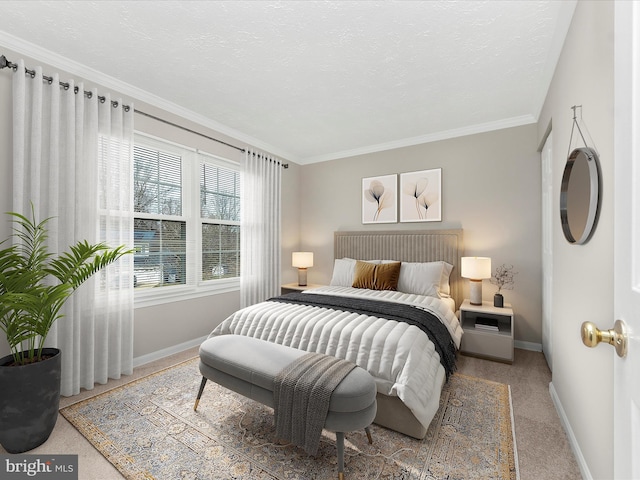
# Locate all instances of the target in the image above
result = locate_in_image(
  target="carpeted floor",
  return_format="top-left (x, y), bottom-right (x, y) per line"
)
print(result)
top-left (60, 357), bottom-right (518, 480)
top-left (0, 348), bottom-right (582, 479)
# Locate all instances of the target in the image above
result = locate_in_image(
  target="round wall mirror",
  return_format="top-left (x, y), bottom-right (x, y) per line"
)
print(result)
top-left (560, 147), bottom-right (602, 244)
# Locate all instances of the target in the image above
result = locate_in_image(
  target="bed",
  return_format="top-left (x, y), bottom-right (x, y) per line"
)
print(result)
top-left (208, 229), bottom-right (464, 439)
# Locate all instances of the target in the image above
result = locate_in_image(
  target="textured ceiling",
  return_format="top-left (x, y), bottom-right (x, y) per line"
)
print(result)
top-left (0, 1), bottom-right (576, 164)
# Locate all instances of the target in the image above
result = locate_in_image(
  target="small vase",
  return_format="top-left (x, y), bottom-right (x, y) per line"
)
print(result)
top-left (494, 293), bottom-right (504, 308)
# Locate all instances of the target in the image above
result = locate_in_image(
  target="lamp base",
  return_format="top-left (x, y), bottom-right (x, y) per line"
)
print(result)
top-left (469, 280), bottom-right (483, 305)
top-left (297, 268), bottom-right (308, 286)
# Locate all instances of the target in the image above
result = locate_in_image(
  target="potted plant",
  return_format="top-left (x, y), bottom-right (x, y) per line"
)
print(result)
top-left (490, 264), bottom-right (517, 308)
top-left (0, 206), bottom-right (131, 453)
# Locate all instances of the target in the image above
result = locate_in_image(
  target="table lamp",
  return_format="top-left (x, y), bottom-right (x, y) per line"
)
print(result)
top-left (461, 257), bottom-right (491, 305)
top-left (292, 252), bottom-right (313, 286)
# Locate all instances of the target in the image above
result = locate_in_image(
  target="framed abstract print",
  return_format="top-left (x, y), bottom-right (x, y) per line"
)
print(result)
top-left (362, 174), bottom-right (397, 224)
top-left (400, 168), bottom-right (442, 222)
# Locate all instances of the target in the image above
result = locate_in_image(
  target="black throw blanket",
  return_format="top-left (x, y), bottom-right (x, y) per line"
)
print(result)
top-left (268, 292), bottom-right (457, 380)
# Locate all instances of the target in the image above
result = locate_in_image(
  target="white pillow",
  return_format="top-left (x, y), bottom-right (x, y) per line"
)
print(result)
top-left (396, 261), bottom-right (453, 298)
top-left (440, 262), bottom-right (454, 297)
top-left (330, 258), bottom-right (453, 296)
top-left (329, 258), bottom-right (380, 287)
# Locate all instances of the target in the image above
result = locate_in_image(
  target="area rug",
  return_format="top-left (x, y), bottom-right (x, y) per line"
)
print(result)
top-left (61, 357), bottom-right (519, 479)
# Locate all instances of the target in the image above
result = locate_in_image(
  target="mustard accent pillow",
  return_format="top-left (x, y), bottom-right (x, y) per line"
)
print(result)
top-left (352, 260), bottom-right (401, 291)
top-left (375, 262), bottom-right (401, 290)
top-left (352, 261), bottom-right (377, 289)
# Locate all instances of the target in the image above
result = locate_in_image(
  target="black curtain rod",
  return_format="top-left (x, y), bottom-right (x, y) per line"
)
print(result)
top-left (0, 54), bottom-right (129, 111)
top-left (0, 54), bottom-right (288, 169)
top-left (135, 109), bottom-right (288, 169)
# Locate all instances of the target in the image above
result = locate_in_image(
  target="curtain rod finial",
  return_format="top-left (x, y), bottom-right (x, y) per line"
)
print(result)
top-left (0, 55), bottom-right (8, 69)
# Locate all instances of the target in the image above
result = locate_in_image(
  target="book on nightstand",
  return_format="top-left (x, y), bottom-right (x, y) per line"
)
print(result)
top-left (474, 317), bottom-right (499, 331)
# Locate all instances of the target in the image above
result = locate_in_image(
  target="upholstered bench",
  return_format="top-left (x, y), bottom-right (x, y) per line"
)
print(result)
top-left (194, 335), bottom-right (377, 480)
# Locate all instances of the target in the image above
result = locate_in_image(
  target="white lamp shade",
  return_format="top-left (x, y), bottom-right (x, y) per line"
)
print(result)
top-left (461, 257), bottom-right (491, 280)
top-left (292, 252), bottom-right (314, 268)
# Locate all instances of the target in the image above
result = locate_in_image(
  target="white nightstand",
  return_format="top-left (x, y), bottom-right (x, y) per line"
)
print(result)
top-left (281, 283), bottom-right (325, 294)
top-left (459, 299), bottom-right (514, 364)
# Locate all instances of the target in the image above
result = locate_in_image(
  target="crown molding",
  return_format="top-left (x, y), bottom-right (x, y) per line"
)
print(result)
top-left (298, 115), bottom-right (538, 165)
top-left (0, 31), bottom-right (299, 163)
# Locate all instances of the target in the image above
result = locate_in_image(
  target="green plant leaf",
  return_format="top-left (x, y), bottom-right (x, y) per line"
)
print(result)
top-left (0, 204), bottom-right (133, 365)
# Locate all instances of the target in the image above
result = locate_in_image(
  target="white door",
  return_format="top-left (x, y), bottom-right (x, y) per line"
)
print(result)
top-left (614, 2), bottom-right (640, 478)
top-left (541, 133), bottom-right (553, 371)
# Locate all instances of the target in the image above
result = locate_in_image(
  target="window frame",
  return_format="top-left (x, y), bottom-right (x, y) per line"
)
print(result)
top-left (133, 132), bottom-right (240, 309)
top-left (199, 150), bottom-right (241, 283)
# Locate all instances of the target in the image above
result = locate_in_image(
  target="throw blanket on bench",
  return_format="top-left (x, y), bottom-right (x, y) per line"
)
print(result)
top-left (269, 292), bottom-right (457, 379)
top-left (273, 352), bottom-right (356, 455)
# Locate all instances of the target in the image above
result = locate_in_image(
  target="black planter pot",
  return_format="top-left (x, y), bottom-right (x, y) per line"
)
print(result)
top-left (494, 293), bottom-right (504, 308)
top-left (0, 348), bottom-right (61, 453)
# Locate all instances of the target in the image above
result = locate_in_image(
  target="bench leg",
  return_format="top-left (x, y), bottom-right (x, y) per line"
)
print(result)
top-left (336, 432), bottom-right (345, 480)
top-left (336, 427), bottom-right (372, 479)
top-left (193, 376), bottom-right (208, 411)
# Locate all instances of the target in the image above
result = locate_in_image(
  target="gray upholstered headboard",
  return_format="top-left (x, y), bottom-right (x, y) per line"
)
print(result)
top-left (334, 230), bottom-right (464, 309)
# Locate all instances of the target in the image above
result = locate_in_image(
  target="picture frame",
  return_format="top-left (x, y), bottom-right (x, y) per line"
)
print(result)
top-left (400, 168), bottom-right (442, 222)
top-left (362, 174), bottom-right (397, 224)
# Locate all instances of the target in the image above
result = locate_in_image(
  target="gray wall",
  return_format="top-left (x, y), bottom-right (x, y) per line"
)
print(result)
top-left (297, 124), bottom-right (543, 347)
top-left (537, 1), bottom-right (614, 478)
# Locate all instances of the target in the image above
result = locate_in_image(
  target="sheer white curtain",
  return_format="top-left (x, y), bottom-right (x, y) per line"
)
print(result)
top-left (12, 60), bottom-right (134, 396)
top-left (240, 148), bottom-right (282, 307)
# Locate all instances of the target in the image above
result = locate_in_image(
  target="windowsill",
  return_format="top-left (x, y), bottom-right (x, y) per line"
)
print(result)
top-left (134, 278), bottom-right (240, 309)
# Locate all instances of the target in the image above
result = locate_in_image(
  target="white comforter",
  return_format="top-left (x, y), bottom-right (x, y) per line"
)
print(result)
top-left (209, 286), bottom-right (463, 430)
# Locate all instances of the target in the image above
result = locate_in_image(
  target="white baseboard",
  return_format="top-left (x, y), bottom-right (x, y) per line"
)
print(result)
top-left (132, 335), bottom-right (208, 368)
top-left (514, 340), bottom-right (542, 352)
top-left (549, 381), bottom-right (592, 480)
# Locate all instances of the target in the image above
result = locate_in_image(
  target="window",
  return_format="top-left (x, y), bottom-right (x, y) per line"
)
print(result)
top-left (200, 162), bottom-right (240, 281)
top-left (133, 133), bottom-right (240, 306)
top-left (134, 145), bottom-right (186, 288)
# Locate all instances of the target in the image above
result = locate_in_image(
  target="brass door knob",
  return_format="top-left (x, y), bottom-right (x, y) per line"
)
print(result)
top-left (581, 320), bottom-right (628, 358)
